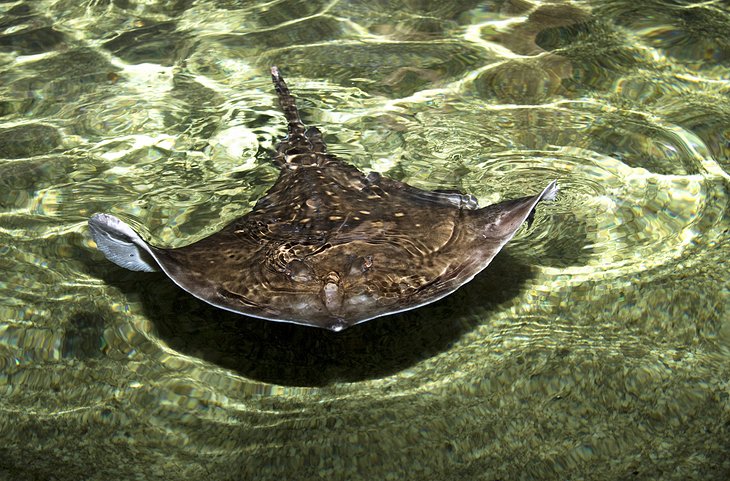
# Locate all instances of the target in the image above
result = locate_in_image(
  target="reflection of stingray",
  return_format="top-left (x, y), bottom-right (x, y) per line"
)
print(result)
top-left (89, 67), bottom-right (557, 331)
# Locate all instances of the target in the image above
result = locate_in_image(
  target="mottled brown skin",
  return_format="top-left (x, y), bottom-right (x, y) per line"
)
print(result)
top-left (145, 67), bottom-right (551, 331)
top-left (90, 67), bottom-right (556, 331)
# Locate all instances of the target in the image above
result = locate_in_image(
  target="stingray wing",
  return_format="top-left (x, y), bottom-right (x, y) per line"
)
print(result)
top-left (88, 214), bottom-right (160, 272)
top-left (330, 180), bottom-right (559, 326)
top-left (88, 213), bottom-right (311, 324)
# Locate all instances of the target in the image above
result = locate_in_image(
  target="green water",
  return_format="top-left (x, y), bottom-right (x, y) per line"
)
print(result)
top-left (1, 0), bottom-right (729, 479)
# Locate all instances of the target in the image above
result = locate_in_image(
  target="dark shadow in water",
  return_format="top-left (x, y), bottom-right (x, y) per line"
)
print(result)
top-left (87, 251), bottom-right (535, 386)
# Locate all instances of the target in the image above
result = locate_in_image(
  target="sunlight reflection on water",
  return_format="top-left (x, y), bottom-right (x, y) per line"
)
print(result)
top-left (0, 0), bottom-right (729, 479)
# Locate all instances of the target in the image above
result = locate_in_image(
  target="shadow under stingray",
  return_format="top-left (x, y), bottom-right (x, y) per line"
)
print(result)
top-left (96, 250), bottom-right (535, 386)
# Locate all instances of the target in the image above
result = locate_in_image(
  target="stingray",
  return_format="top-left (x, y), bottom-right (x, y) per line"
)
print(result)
top-left (89, 66), bottom-right (558, 331)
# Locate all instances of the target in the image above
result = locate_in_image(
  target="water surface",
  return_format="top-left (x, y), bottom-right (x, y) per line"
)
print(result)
top-left (1, 0), bottom-right (729, 479)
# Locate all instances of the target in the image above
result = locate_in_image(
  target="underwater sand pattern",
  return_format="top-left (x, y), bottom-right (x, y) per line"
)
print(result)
top-left (0, 0), bottom-right (729, 480)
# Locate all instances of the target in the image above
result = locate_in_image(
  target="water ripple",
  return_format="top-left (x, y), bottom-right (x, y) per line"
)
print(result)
top-left (1, 0), bottom-right (730, 479)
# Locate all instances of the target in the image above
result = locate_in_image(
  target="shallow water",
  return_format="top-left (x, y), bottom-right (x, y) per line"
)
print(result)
top-left (1, 0), bottom-right (729, 479)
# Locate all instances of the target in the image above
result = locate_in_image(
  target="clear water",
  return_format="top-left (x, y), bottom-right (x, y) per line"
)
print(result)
top-left (1, 0), bottom-right (729, 479)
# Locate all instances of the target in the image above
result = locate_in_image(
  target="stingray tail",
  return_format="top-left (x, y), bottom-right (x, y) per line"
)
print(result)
top-left (88, 214), bottom-right (159, 272)
top-left (271, 66), bottom-right (306, 136)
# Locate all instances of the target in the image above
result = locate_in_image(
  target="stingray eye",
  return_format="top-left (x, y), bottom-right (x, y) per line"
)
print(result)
top-left (365, 172), bottom-right (381, 183)
top-left (305, 126), bottom-right (321, 138)
top-left (286, 259), bottom-right (314, 282)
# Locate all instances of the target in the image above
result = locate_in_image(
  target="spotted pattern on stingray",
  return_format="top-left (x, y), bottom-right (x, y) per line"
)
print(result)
top-left (89, 66), bottom-right (558, 331)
